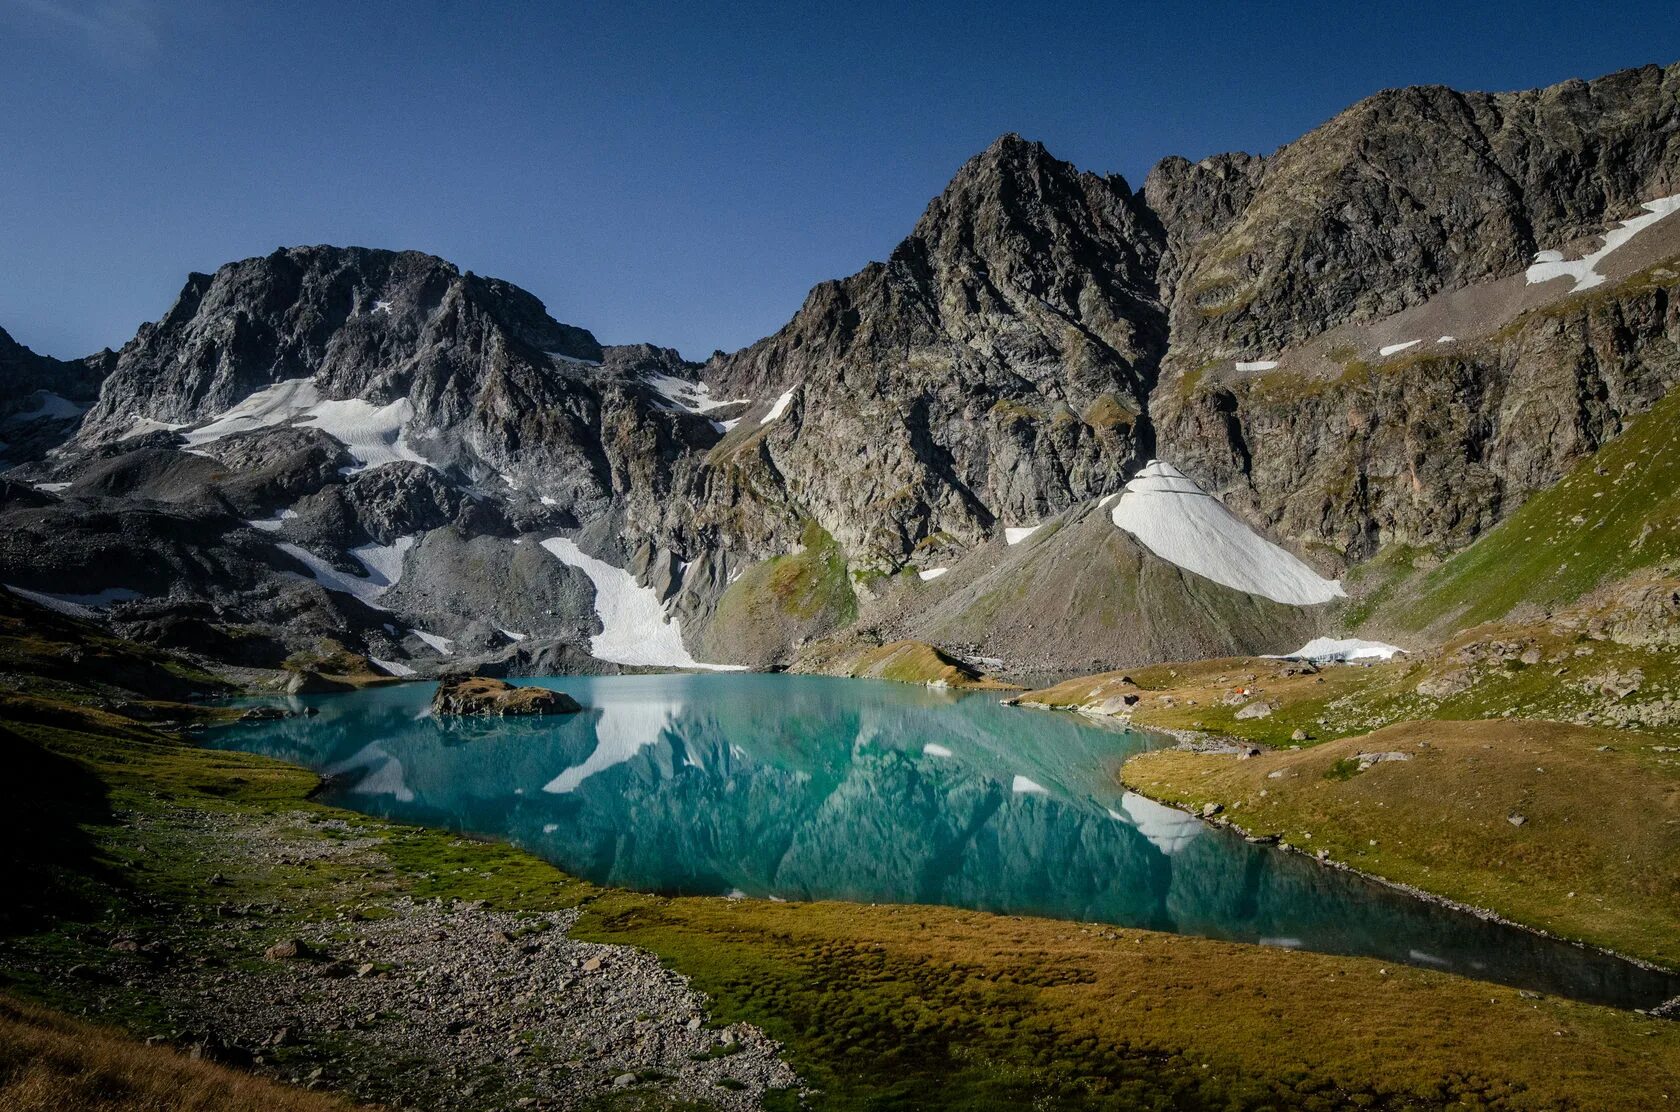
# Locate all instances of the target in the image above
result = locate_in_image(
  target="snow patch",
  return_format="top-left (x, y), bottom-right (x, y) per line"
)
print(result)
top-left (1111, 460), bottom-right (1344, 606)
top-left (1526, 193), bottom-right (1680, 291)
top-left (760, 389), bottom-right (795, 425)
top-left (410, 629), bottom-right (454, 655)
top-left (8, 392), bottom-right (85, 423)
top-left (245, 508), bottom-right (298, 533)
top-left (1275, 637), bottom-right (1405, 662)
top-left (277, 536), bottom-right (415, 608)
top-left (1378, 340), bottom-right (1422, 357)
top-left (539, 537), bottom-right (741, 670)
top-left (1011, 775), bottom-right (1048, 795)
top-left (1235, 360), bottom-right (1278, 371)
top-left (642, 372), bottom-right (748, 415)
top-left (495, 625), bottom-right (529, 642)
top-left (547, 350), bottom-right (603, 367)
top-left (4, 584), bottom-right (140, 618)
top-left (372, 299), bottom-right (393, 315)
top-left (1003, 525), bottom-right (1040, 546)
top-left (122, 416), bottom-right (187, 439)
top-left (32, 481), bottom-right (71, 493)
top-left (178, 377), bottom-right (429, 474)
top-left (923, 743), bottom-right (953, 758)
top-left (918, 567), bottom-right (949, 581)
top-left (370, 657), bottom-right (417, 677)
top-left (1436, 336), bottom-right (1455, 344)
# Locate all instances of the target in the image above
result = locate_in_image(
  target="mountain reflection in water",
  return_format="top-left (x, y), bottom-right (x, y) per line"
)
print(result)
top-left (207, 674), bottom-right (1680, 1010)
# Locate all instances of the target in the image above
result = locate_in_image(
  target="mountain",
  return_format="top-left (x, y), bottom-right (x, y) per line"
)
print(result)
top-left (3, 61), bottom-right (1679, 682)
top-left (0, 325), bottom-right (108, 467)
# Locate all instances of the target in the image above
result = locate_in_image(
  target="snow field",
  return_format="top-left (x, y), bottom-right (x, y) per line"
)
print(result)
top-left (1110, 460), bottom-right (1345, 606)
top-left (1525, 193), bottom-right (1680, 291)
top-left (177, 377), bottom-right (430, 473)
top-left (539, 537), bottom-right (741, 670)
top-left (760, 389), bottom-right (795, 425)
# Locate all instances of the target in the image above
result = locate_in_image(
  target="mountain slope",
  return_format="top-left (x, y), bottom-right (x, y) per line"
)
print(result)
top-left (6, 63), bottom-right (1680, 678)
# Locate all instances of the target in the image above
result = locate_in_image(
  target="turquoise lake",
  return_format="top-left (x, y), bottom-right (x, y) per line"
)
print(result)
top-left (205, 673), bottom-right (1680, 1010)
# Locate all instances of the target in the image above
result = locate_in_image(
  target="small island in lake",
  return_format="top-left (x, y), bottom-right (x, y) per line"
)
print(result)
top-left (431, 675), bottom-right (582, 718)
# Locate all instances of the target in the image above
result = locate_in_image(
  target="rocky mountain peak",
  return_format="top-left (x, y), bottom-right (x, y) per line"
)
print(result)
top-left (78, 245), bottom-right (603, 443)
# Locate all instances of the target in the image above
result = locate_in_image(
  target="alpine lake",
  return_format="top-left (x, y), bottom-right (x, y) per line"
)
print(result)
top-left (204, 673), bottom-right (1680, 1011)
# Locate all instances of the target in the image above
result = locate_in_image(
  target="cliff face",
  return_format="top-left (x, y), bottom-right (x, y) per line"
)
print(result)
top-left (1149, 63), bottom-right (1680, 365)
top-left (1140, 63), bottom-right (1680, 559)
top-left (695, 135), bottom-right (1167, 566)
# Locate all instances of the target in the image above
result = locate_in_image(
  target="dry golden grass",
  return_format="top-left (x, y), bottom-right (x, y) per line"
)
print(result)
top-left (0, 995), bottom-right (362, 1112)
top-left (583, 890), bottom-right (1680, 1111)
top-left (1124, 718), bottom-right (1680, 965)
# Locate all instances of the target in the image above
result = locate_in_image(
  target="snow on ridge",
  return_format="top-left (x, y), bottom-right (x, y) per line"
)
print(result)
top-left (1003, 525), bottom-right (1040, 546)
top-left (122, 416), bottom-right (187, 439)
top-left (276, 535), bottom-right (415, 609)
top-left (539, 537), bottom-right (742, 670)
top-left (246, 508), bottom-right (299, 533)
top-left (1235, 360), bottom-right (1279, 371)
top-left (1526, 193), bottom-right (1680, 292)
top-left (1273, 637), bottom-right (1406, 662)
top-left (410, 629), bottom-right (454, 655)
top-left (1378, 339), bottom-right (1423, 357)
top-left (1110, 460), bottom-right (1345, 606)
top-left (547, 350), bottom-right (603, 367)
top-left (8, 392), bottom-right (86, 423)
top-left (4, 584), bottom-right (141, 618)
top-left (178, 377), bottom-right (430, 474)
top-left (918, 567), bottom-right (949, 581)
top-left (760, 389), bottom-right (795, 425)
top-left (642, 372), bottom-right (748, 415)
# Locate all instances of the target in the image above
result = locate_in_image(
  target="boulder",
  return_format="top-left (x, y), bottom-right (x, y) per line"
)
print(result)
top-left (430, 675), bottom-right (582, 718)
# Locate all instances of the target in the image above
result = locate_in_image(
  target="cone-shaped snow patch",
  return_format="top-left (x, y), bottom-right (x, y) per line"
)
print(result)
top-left (1111, 461), bottom-right (1344, 605)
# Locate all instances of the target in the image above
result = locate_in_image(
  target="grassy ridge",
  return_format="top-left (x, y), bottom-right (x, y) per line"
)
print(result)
top-left (1370, 386), bottom-right (1680, 637)
top-left (0, 994), bottom-right (357, 1112)
top-left (1121, 718), bottom-right (1680, 967)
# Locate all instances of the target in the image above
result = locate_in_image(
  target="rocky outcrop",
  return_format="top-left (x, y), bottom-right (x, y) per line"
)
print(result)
top-left (1149, 62), bottom-right (1680, 365)
top-left (430, 675), bottom-right (582, 717)
top-left (694, 134), bottom-right (1166, 566)
top-left (0, 326), bottom-right (109, 465)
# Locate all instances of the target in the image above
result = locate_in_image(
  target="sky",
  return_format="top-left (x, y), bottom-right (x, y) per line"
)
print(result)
top-left (3, 1), bottom-right (1678, 362)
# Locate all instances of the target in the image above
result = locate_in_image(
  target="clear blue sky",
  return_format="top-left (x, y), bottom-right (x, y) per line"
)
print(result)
top-left (3, 1), bottom-right (1677, 362)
